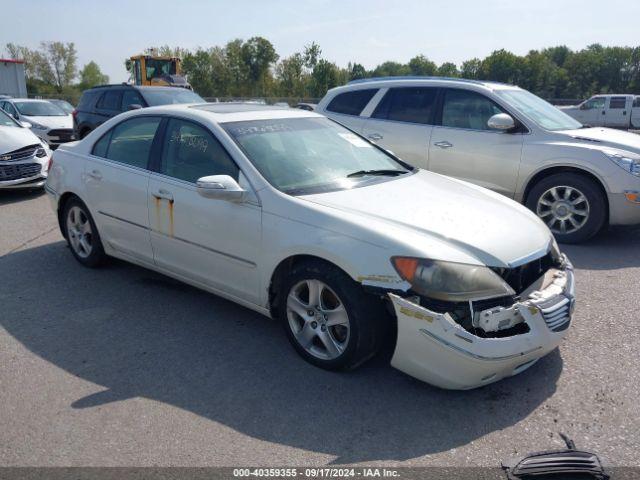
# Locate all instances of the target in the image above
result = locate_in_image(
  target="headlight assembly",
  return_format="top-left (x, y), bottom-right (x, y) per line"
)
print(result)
top-left (603, 150), bottom-right (640, 177)
top-left (29, 121), bottom-right (48, 130)
top-left (391, 257), bottom-right (515, 302)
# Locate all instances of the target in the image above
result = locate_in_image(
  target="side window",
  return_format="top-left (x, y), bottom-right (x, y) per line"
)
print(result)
top-left (584, 97), bottom-right (605, 110)
top-left (609, 97), bottom-right (627, 109)
top-left (3, 103), bottom-right (17, 117)
top-left (326, 89), bottom-right (377, 116)
top-left (97, 90), bottom-right (121, 111)
top-left (93, 116), bottom-right (161, 169)
top-left (121, 90), bottom-right (144, 111)
top-left (92, 131), bottom-right (111, 157)
top-left (441, 89), bottom-right (506, 131)
top-left (160, 118), bottom-right (239, 183)
top-left (372, 87), bottom-right (437, 124)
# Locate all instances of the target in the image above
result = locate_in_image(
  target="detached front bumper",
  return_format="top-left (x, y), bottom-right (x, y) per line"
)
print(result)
top-left (390, 260), bottom-right (575, 390)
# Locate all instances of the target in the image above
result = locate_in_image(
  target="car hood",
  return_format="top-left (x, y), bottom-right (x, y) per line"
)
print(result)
top-left (23, 114), bottom-right (73, 129)
top-left (0, 126), bottom-right (42, 154)
top-left (301, 170), bottom-right (551, 267)
top-left (560, 127), bottom-right (640, 153)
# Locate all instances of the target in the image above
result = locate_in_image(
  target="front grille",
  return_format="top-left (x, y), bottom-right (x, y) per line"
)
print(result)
top-left (510, 450), bottom-right (605, 478)
top-left (491, 251), bottom-right (558, 294)
top-left (537, 295), bottom-right (571, 332)
top-left (48, 128), bottom-right (75, 142)
top-left (0, 163), bottom-right (42, 181)
top-left (0, 144), bottom-right (40, 162)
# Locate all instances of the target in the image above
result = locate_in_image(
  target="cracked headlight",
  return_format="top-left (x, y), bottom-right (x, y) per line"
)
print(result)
top-left (603, 150), bottom-right (640, 177)
top-left (391, 257), bottom-right (515, 302)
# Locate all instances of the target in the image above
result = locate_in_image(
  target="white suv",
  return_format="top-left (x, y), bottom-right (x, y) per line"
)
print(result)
top-left (317, 77), bottom-right (640, 243)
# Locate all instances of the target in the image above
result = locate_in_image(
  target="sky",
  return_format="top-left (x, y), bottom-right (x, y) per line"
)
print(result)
top-left (2, 0), bottom-right (639, 83)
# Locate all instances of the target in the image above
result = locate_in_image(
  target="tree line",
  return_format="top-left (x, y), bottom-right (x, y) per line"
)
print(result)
top-left (5, 40), bottom-right (640, 104)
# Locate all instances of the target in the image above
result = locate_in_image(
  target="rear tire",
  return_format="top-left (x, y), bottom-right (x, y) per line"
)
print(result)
top-left (63, 198), bottom-right (106, 267)
top-left (278, 260), bottom-right (384, 371)
top-left (526, 173), bottom-right (606, 244)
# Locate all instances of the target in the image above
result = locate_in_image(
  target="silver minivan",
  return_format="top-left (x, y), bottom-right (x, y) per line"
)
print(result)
top-left (317, 77), bottom-right (640, 243)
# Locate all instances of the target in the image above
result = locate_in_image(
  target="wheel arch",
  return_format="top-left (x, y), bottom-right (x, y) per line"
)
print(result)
top-left (268, 254), bottom-right (358, 319)
top-left (522, 165), bottom-right (610, 221)
top-left (56, 191), bottom-right (86, 239)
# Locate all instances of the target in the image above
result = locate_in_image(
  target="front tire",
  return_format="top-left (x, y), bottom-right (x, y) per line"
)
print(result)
top-left (63, 198), bottom-right (106, 267)
top-left (526, 173), bottom-right (606, 244)
top-left (278, 260), bottom-right (383, 371)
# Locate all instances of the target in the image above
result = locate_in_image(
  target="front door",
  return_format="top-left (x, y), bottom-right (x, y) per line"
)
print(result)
top-left (578, 96), bottom-right (606, 126)
top-left (84, 116), bottom-right (161, 263)
top-left (148, 117), bottom-right (262, 304)
top-left (428, 88), bottom-right (523, 197)
top-left (361, 87), bottom-right (437, 169)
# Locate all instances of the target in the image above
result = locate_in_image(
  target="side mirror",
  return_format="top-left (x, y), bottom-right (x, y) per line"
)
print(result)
top-left (196, 175), bottom-right (246, 202)
top-left (12, 113), bottom-right (19, 120)
top-left (127, 104), bottom-right (143, 111)
top-left (487, 113), bottom-right (516, 131)
top-left (579, 103), bottom-right (589, 110)
top-left (19, 121), bottom-right (32, 128)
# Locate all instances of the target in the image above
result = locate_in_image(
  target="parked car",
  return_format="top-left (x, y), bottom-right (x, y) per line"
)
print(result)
top-left (317, 77), bottom-right (640, 243)
top-left (0, 98), bottom-right (75, 148)
top-left (47, 99), bottom-right (75, 115)
top-left (559, 94), bottom-right (640, 129)
top-left (45, 103), bottom-right (574, 390)
top-left (73, 84), bottom-right (205, 139)
top-left (0, 108), bottom-right (51, 189)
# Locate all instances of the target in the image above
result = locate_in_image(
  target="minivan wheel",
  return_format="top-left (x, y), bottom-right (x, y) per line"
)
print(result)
top-left (63, 198), bottom-right (106, 267)
top-left (279, 260), bottom-right (383, 371)
top-left (526, 173), bottom-right (606, 244)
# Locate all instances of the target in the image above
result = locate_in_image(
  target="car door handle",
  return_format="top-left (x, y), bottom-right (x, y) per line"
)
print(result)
top-left (367, 133), bottom-right (383, 141)
top-left (152, 189), bottom-right (174, 203)
top-left (87, 169), bottom-right (102, 180)
top-left (434, 141), bottom-right (453, 149)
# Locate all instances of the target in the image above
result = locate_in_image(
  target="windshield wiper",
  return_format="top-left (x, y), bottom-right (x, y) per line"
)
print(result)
top-left (346, 169), bottom-right (409, 178)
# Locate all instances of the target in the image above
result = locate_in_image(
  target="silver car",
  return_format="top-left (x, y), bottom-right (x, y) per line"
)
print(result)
top-left (317, 77), bottom-right (640, 243)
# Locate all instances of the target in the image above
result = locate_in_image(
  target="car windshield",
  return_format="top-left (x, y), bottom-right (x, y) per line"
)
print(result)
top-left (0, 109), bottom-right (19, 127)
top-left (15, 101), bottom-right (67, 117)
top-left (223, 117), bottom-right (412, 195)
top-left (495, 89), bottom-right (583, 131)
top-left (50, 100), bottom-right (74, 114)
top-left (141, 89), bottom-right (204, 106)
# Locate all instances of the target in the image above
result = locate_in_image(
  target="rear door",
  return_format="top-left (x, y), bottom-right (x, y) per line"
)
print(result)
top-left (93, 89), bottom-right (123, 126)
top-left (360, 87), bottom-right (438, 169)
top-left (84, 115), bottom-right (162, 263)
top-left (632, 97), bottom-right (640, 129)
top-left (147, 117), bottom-right (262, 303)
top-left (428, 88), bottom-right (523, 197)
top-left (605, 96), bottom-right (631, 128)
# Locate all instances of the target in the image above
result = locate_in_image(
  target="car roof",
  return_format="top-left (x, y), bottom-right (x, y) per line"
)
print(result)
top-left (332, 76), bottom-right (519, 92)
top-left (4, 98), bottom-right (51, 103)
top-left (137, 102), bottom-right (321, 123)
top-left (88, 84), bottom-right (190, 92)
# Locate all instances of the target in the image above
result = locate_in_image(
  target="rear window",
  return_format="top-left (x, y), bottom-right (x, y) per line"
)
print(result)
top-left (372, 87), bottom-right (437, 124)
top-left (97, 90), bottom-right (122, 111)
top-left (609, 96), bottom-right (627, 109)
top-left (78, 90), bottom-right (101, 110)
top-left (326, 89), bottom-right (377, 116)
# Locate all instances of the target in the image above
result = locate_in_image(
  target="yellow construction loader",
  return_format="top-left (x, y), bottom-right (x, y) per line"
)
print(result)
top-left (129, 55), bottom-right (191, 89)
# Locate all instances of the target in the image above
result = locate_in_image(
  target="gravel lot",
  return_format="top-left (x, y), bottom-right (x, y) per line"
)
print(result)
top-left (1, 189), bottom-right (639, 467)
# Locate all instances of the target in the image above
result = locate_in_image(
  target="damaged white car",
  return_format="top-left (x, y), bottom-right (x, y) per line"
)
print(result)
top-left (45, 104), bottom-right (574, 389)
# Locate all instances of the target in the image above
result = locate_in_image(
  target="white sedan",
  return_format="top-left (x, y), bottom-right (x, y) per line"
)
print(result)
top-left (0, 108), bottom-right (51, 189)
top-left (45, 103), bottom-right (575, 389)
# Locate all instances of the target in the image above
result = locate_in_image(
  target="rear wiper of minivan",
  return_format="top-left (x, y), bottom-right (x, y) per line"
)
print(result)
top-left (346, 169), bottom-right (409, 178)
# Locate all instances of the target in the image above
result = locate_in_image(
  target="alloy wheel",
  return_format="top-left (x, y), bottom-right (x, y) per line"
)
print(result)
top-left (536, 185), bottom-right (590, 234)
top-left (286, 279), bottom-right (350, 360)
top-left (66, 206), bottom-right (93, 258)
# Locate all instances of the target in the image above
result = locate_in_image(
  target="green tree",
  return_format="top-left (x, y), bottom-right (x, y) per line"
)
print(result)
top-left (371, 61), bottom-right (410, 77)
top-left (437, 62), bottom-right (459, 77)
top-left (79, 61), bottom-right (109, 89)
top-left (460, 58), bottom-right (482, 79)
top-left (310, 59), bottom-right (340, 97)
top-left (42, 41), bottom-right (78, 91)
top-left (240, 37), bottom-right (279, 96)
top-left (348, 62), bottom-right (367, 81)
top-left (408, 55), bottom-right (436, 76)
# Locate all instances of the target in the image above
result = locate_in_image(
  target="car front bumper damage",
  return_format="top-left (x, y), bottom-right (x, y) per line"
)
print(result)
top-left (389, 260), bottom-right (575, 390)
